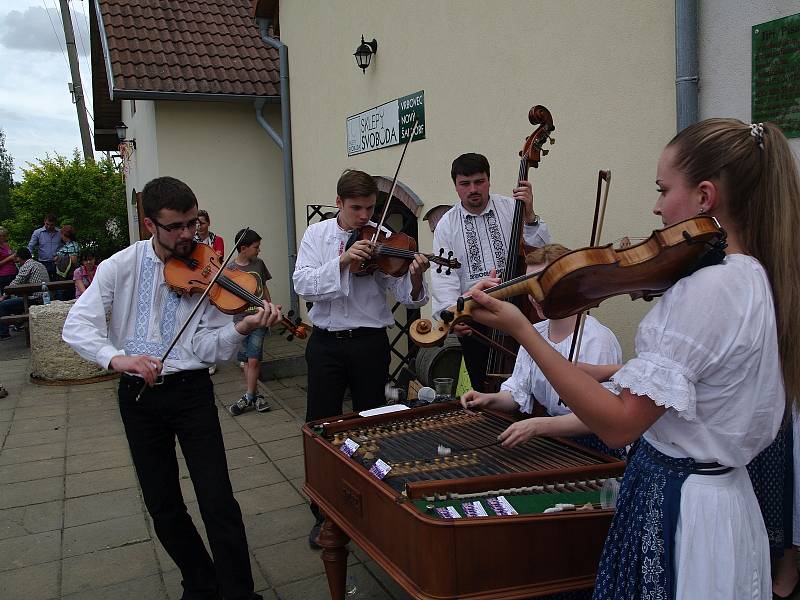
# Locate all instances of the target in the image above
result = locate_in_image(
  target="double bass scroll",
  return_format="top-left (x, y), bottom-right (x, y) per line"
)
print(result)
top-left (483, 105), bottom-right (556, 385)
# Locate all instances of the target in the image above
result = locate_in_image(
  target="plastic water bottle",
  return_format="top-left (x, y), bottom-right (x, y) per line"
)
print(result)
top-left (41, 282), bottom-right (51, 305)
top-left (345, 574), bottom-right (358, 597)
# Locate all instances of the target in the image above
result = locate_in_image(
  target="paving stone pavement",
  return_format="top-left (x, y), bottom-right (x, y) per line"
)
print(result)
top-left (0, 332), bottom-right (409, 600)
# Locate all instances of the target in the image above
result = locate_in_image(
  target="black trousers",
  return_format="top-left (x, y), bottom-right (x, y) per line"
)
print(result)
top-left (118, 372), bottom-right (258, 600)
top-left (458, 324), bottom-right (492, 392)
top-left (304, 328), bottom-right (390, 422)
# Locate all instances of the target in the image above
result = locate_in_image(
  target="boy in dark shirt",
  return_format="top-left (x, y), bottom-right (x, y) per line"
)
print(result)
top-left (226, 229), bottom-right (273, 415)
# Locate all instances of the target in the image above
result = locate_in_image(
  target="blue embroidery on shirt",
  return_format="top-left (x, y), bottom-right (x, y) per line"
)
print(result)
top-left (124, 251), bottom-right (181, 360)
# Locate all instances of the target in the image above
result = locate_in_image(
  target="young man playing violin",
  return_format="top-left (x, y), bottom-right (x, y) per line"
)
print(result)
top-left (293, 169), bottom-right (430, 546)
top-left (63, 176), bottom-right (279, 600)
top-left (431, 152), bottom-right (552, 391)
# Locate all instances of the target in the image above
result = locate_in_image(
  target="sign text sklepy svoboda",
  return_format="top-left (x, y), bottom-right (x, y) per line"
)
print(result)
top-left (346, 91), bottom-right (426, 156)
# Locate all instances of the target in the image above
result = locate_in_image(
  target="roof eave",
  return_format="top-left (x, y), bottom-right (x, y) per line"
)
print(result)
top-left (112, 89), bottom-right (281, 103)
top-left (94, 0), bottom-right (117, 102)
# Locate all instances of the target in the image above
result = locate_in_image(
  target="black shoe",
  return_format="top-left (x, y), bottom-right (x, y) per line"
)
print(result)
top-left (308, 522), bottom-right (322, 549)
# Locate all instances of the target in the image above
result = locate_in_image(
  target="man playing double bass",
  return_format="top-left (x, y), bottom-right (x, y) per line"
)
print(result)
top-left (63, 176), bottom-right (279, 600)
top-left (431, 153), bottom-right (551, 391)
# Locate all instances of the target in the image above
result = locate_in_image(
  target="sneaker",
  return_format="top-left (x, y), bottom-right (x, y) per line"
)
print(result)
top-left (308, 522), bottom-right (322, 550)
top-left (228, 395), bottom-right (253, 416)
top-left (255, 394), bottom-right (271, 413)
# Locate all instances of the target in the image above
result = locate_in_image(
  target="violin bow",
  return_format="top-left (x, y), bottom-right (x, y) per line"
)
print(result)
top-left (134, 228), bottom-right (250, 401)
top-left (370, 117), bottom-right (420, 242)
top-left (566, 170), bottom-right (611, 367)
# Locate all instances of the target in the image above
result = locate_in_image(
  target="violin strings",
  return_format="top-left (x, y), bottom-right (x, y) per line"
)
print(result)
top-left (214, 273), bottom-right (298, 332)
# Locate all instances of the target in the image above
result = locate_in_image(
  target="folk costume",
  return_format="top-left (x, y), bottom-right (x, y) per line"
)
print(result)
top-left (293, 217), bottom-right (428, 422)
top-left (502, 316), bottom-right (625, 459)
top-left (595, 255), bottom-right (783, 600)
top-left (63, 240), bottom-right (261, 600)
top-left (431, 194), bottom-right (551, 388)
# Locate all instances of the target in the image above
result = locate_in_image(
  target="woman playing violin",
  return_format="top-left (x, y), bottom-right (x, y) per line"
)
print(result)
top-left (466, 120), bottom-right (800, 600)
top-left (63, 176), bottom-right (279, 600)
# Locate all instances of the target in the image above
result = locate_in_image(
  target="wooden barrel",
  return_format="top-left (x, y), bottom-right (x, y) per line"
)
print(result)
top-left (414, 335), bottom-right (462, 386)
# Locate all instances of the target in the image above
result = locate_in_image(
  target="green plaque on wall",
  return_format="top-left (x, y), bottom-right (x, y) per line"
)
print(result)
top-left (752, 14), bottom-right (800, 138)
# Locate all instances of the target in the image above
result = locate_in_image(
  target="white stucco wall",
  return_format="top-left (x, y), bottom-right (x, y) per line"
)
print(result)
top-left (120, 99), bottom-right (159, 243)
top-left (699, 2), bottom-right (800, 159)
top-left (120, 99), bottom-right (289, 307)
top-left (153, 101), bottom-right (289, 307)
top-left (278, 0), bottom-right (678, 356)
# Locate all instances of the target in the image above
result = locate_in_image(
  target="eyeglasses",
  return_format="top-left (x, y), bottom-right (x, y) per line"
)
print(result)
top-left (151, 217), bottom-right (200, 233)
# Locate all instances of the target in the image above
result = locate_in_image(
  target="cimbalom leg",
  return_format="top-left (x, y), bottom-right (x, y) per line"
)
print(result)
top-left (318, 515), bottom-right (350, 600)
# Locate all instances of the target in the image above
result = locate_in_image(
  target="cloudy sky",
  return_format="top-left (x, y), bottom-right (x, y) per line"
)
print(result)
top-left (1, 0), bottom-right (95, 179)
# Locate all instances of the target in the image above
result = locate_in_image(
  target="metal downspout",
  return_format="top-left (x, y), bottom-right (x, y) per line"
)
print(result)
top-left (256, 19), bottom-right (299, 315)
top-left (675, 0), bottom-right (699, 132)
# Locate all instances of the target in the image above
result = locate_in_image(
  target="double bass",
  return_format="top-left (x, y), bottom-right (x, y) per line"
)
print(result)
top-left (483, 105), bottom-right (556, 386)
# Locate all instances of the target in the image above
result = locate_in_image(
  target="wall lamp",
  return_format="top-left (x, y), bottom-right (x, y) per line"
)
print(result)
top-left (354, 35), bottom-right (377, 73)
top-left (115, 122), bottom-right (136, 151)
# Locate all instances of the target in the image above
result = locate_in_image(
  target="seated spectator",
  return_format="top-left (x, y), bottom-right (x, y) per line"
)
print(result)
top-left (73, 250), bottom-right (97, 299)
top-left (0, 248), bottom-right (49, 340)
top-left (0, 227), bottom-right (17, 294)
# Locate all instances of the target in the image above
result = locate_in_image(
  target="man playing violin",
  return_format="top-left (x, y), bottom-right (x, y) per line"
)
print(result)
top-left (293, 169), bottom-right (430, 546)
top-left (431, 152), bottom-right (551, 391)
top-left (63, 176), bottom-right (279, 600)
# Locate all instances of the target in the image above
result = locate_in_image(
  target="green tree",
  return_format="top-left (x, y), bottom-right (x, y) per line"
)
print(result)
top-left (2, 151), bottom-right (127, 259)
top-left (0, 129), bottom-right (13, 225)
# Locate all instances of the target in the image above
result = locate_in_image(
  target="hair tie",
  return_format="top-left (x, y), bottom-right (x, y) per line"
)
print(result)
top-left (750, 123), bottom-right (764, 148)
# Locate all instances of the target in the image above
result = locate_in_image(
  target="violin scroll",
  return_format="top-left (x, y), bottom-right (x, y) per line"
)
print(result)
top-left (435, 248), bottom-right (460, 275)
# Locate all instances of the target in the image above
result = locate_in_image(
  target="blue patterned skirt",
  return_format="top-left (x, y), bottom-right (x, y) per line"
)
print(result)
top-left (746, 421), bottom-right (793, 557)
top-left (592, 439), bottom-right (700, 600)
top-left (571, 433), bottom-right (628, 462)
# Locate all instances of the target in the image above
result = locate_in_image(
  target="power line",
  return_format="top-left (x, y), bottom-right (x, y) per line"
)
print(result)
top-left (42, 0), bottom-right (70, 71)
top-left (68, 0), bottom-right (90, 62)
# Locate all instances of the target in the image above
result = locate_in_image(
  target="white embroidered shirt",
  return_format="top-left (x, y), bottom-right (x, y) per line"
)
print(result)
top-left (62, 240), bottom-right (244, 373)
top-left (293, 218), bottom-right (428, 330)
top-left (431, 194), bottom-right (551, 318)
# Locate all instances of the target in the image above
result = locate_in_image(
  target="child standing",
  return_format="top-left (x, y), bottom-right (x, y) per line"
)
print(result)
top-left (227, 229), bottom-right (273, 415)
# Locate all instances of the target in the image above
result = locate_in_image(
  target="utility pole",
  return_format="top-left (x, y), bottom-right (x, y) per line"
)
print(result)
top-left (58, 0), bottom-right (94, 161)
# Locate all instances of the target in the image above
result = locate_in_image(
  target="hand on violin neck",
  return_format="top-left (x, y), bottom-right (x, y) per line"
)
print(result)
top-left (235, 301), bottom-right (283, 335)
top-left (468, 287), bottom-right (529, 335)
top-left (512, 180), bottom-right (535, 218)
top-left (339, 239), bottom-right (375, 267)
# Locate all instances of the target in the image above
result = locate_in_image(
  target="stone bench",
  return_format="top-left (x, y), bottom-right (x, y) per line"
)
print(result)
top-left (29, 301), bottom-right (112, 382)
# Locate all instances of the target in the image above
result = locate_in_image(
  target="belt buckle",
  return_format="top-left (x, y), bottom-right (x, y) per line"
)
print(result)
top-left (335, 329), bottom-right (353, 339)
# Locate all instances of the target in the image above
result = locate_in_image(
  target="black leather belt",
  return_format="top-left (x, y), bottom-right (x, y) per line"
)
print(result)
top-left (121, 368), bottom-right (209, 387)
top-left (313, 326), bottom-right (385, 339)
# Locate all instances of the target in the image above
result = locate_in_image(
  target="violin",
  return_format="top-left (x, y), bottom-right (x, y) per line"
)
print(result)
top-left (346, 225), bottom-right (461, 277)
top-left (164, 243), bottom-right (310, 340)
top-left (410, 216), bottom-right (727, 347)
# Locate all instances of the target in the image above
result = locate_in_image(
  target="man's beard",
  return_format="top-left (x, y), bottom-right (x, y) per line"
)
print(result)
top-left (156, 230), bottom-right (194, 258)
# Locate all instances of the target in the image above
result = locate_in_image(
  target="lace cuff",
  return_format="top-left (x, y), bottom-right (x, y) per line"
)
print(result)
top-left (611, 352), bottom-right (697, 421)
